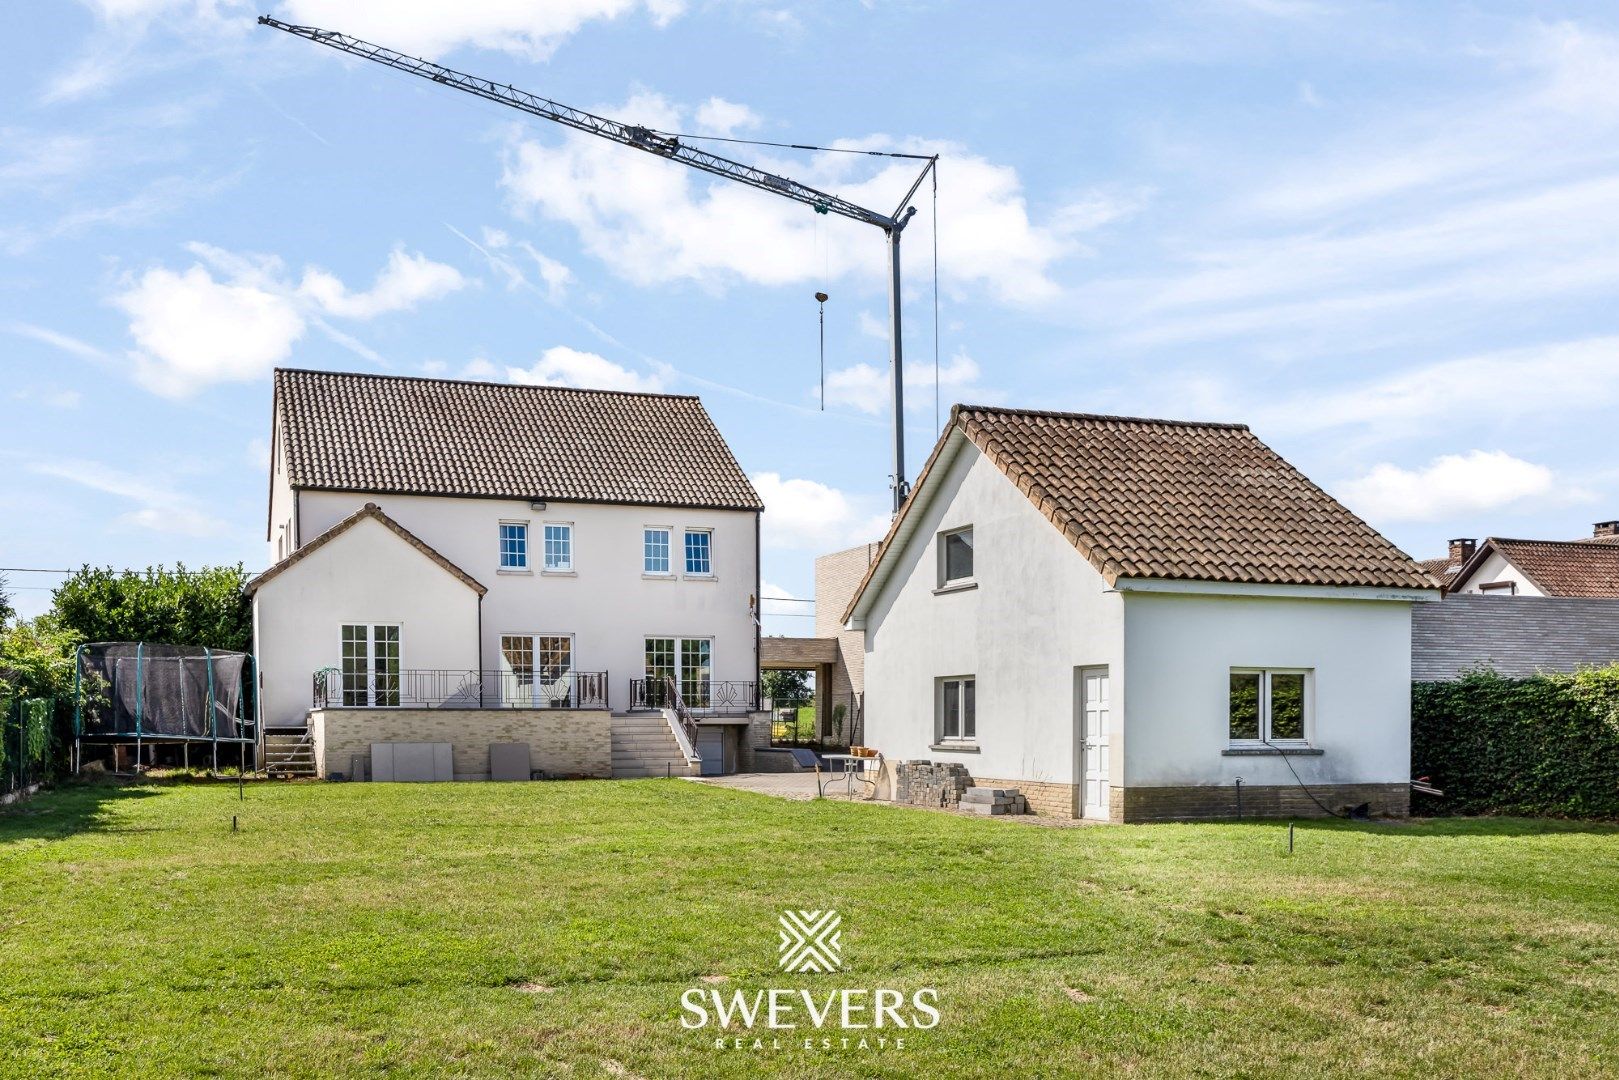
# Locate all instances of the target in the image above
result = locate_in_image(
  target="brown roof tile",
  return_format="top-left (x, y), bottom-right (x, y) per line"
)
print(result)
top-left (844, 405), bottom-right (1434, 619)
top-left (1463, 538), bottom-right (1619, 597)
top-left (275, 368), bottom-right (762, 511)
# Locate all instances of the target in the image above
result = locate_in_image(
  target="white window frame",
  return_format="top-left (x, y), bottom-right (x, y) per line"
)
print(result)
top-left (644, 636), bottom-right (714, 707)
top-left (498, 520), bottom-right (530, 572)
top-left (937, 526), bottom-right (975, 588)
top-left (683, 528), bottom-right (714, 578)
top-left (339, 623), bottom-right (401, 708)
top-left (1228, 667), bottom-right (1312, 748)
top-left (542, 522), bottom-right (574, 573)
top-left (499, 632), bottom-right (576, 708)
top-left (643, 526), bottom-right (674, 577)
top-left (936, 675), bottom-right (977, 744)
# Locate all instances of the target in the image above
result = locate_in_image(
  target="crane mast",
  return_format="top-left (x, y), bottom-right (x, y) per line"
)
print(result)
top-left (259, 16), bottom-right (936, 514)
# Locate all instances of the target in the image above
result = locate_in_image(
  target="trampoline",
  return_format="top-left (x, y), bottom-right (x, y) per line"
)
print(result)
top-left (74, 643), bottom-right (257, 775)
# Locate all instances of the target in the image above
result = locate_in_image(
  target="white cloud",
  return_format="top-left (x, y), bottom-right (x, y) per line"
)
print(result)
top-left (501, 93), bottom-right (1088, 303)
top-left (694, 97), bottom-right (761, 137)
top-left (503, 346), bottom-right (665, 392)
top-left (453, 224), bottom-right (573, 300)
top-left (276, 0), bottom-right (686, 60)
top-left (5, 322), bottom-right (111, 363)
top-left (1338, 451), bottom-right (1576, 524)
top-left (753, 472), bottom-right (888, 551)
top-left (823, 350), bottom-right (991, 415)
top-left (29, 458), bottom-right (228, 537)
top-left (111, 243), bottom-right (465, 396)
top-left (298, 248), bottom-right (466, 319)
top-left (1249, 336), bottom-right (1619, 438)
top-left (116, 263), bottom-right (307, 398)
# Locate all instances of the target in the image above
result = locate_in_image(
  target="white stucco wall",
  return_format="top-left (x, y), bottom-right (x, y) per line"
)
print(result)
top-left (252, 514), bottom-right (481, 729)
top-left (266, 421), bottom-right (296, 565)
top-left (296, 491), bottom-right (759, 712)
top-left (1454, 550), bottom-right (1544, 596)
top-left (860, 438), bottom-right (1125, 789)
top-left (1120, 591), bottom-right (1413, 787)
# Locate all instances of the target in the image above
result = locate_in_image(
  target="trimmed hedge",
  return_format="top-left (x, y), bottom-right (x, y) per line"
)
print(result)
top-left (1413, 666), bottom-right (1619, 818)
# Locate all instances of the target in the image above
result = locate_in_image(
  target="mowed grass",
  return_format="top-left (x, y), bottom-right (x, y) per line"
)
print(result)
top-left (2, 781), bottom-right (1617, 1079)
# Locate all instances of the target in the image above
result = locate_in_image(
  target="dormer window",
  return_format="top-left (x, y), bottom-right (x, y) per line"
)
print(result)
top-left (938, 526), bottom-right (974, 588)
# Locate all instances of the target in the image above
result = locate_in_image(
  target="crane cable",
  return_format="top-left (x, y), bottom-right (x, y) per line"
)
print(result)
top-left (656, 130), bottom-right (936, 161)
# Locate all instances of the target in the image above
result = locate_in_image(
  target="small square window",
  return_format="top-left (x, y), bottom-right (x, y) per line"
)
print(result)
top-left (938, 677), bottom-right (976, 741)
top-left (499, 522), bottom-right (528, 569)
top-left (543, 523), bottom-right (573, 572)
top-left (684, 530), bottom-right (713, 576)
top-left (939, 527), bottom-right (974, 585)
top-left (644, 528), bottom-right (672, 574)
top-left (1228, 669), bottom-right (1311, 746)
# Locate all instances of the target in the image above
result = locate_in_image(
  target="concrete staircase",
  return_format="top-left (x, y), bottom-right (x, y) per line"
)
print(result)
top-left (611, 713), bottom-right (695, 778)
top-left (264, 729), bottom-right (317, 779)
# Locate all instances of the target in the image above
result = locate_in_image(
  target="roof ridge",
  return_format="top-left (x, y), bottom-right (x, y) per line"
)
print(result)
top-left (954, 402), bottom-right (1249, 430)
top-left (1489, 536), bottom-right (1619, 548)
top-left (274, 366), bottom-right (702, 402)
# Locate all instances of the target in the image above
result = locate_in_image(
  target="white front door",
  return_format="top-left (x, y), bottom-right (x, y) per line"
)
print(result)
top-left (1079, 667), bottom-right (1111, 820)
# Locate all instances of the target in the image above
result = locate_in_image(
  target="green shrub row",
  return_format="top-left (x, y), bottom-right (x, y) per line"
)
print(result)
top-left (1413, 666), bottom-right (1619, 818)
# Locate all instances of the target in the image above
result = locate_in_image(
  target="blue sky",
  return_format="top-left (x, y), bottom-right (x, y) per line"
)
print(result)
top-left (4, 0), bottom-right (1619, 631)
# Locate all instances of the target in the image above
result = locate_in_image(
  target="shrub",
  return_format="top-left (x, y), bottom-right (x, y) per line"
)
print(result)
top-left (1412, 666), bottom-right (1619, 818)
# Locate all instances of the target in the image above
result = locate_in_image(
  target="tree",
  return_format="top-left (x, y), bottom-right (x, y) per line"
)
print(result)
top-left (51, 564), bottom-right (252, 652)
top-left (0, 614), bottom-right (80, 702)
top-left (762, 668), bottom-right (812, 704)
top-left (0, 572), bottom-right (14, 629)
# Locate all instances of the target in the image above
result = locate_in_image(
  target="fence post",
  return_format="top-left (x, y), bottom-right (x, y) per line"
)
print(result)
top-left (207, 646), bottom-right (218, 776)
top-left (134, 642), bottom-right (144, 774)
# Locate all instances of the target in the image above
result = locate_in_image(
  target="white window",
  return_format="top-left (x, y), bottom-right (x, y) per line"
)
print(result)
top-left (340, 624), bottom-right (400, 707)
top-left (499, 633), bottom-right (575, 707)
top-left (543, 523), bottom-right (573, 572)
top-left (644, 637), bottom-right (713, 707)
top-left (499, 521), bottom-right (528, 570)
top-left (1228, 669), bottom-right (1310, 746)
top-left (684, 529), bottom-right (713, 576)
top-left (937, 676), bottom-right (976, 742)
top-left (644, 527), bottom-right (672, 575)
top-left (938, 526), bottom-right (974, 586)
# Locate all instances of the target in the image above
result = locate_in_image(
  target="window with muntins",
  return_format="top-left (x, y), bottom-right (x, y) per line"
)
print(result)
top-left (499, 522), bottom-right (528, 569)
top-left (644, 528), bottom-right (672, 574)
top-left (684, 530), bottom-right (713, 576)
top-left (939, 677), bottom-right (976, 741)
top-left (543, 524), bottom-right (573, 571)
top-left (1229, 669), bottom-right (1309, 745)
top-left (341, 624), bottom-right (400, 707)
top-left (940, 527), bottom-right (974, 585)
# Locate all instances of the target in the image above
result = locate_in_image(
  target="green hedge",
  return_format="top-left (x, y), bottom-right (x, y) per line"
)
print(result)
top-left (1413, 666), bottom-right (1619, 818)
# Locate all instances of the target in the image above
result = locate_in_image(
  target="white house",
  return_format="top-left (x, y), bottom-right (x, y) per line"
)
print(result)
top-left (1419, 525), bottom-right (1619, 597)
top-left (841, 405), bottom-right (1440, 822)
top-left (248, 368), bottom-right (765, 780)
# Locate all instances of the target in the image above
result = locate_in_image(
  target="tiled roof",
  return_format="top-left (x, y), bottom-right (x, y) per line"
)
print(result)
top-left (274, 368), bottom-right (763, 511)
top-left (247, 502), bottom-right (485, 596)
top-left (1417, 557), bottom-right (1461, 586)
top-left (1465, 538), bottom-right (1619, 598)
top-left (844, 405), bottom-right (1434, 619)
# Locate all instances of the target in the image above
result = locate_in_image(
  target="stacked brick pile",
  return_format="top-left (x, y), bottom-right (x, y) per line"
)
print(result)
top-left (960, 787), bottom-right (1028, 816)
top-left (893, 761), bottom-right (972, 808)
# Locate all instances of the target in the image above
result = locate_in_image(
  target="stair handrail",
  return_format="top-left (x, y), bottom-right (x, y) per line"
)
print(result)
top-left (660, 674), bottom-right (702, 764)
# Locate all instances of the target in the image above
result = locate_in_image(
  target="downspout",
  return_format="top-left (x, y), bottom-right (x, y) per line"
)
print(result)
top-left (754, 510), bottom-right (762, 712)
top-left (476, 592), bottom-right (485, 708)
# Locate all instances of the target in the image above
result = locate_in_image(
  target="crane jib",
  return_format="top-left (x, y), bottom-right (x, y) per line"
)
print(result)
top-left (258, 14), bottom-right (934, 515)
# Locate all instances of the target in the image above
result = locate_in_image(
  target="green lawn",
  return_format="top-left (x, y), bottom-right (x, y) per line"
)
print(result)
top-left (2, 780), bottom-right (1618, 1078)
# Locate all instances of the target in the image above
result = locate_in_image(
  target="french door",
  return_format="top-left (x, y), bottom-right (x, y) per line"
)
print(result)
top-left (341, 624), bottom-right (400, 707)
top-left (644, 637), bottom-right (713, 707)
top-left (1078, 666), bottom-right (1111, 819)
top-left (499, 634), bottom-right (574, 707)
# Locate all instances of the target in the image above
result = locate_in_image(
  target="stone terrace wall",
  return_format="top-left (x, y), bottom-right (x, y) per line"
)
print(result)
top-left (311, 708), bottom-right (611, 781)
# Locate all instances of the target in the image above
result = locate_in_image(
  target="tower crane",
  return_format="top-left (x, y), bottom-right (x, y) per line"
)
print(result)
top-left (258, 16), bottom-right (938, 515)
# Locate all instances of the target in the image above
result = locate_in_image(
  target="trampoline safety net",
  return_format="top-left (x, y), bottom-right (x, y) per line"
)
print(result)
top-left (77, 643), bottom-right (252, 740)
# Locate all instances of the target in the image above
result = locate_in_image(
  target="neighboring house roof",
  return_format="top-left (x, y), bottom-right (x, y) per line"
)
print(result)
top-left (246, 502), bottom-right (486, 597)
top-left (844, 404), bottom-right (1435, 622)
top-left (274, 368), bottom-right (764, 511)
top-left (1417, 557), bottom-right (1461, 587)
top-left (1450, 537), bottom-right (1619, 597)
